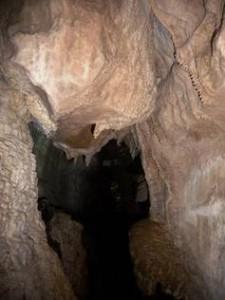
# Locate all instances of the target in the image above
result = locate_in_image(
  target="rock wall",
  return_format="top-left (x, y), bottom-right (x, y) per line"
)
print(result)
top-left (49, 213), bottom-right (88, 299)
top-left (136, 1), bottom-right (225, 299)
top-left (0, 82), bottom-right (75, 299)
top-left (10, 0), bottom-right (156, 149)
top-left (130, 219), bottom-right (201, 300)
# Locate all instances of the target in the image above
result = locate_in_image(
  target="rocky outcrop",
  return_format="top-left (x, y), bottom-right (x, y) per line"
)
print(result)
top-left (49, 213), bottom-right (88, 299)
top-left (0, 81), bottom-right (75, 299)
top-left (10, 0), bottom-right (156, 153)
top-left (130, 219), bottom-right (201, 300)
top-left (136, 1), bottom-right (225, 299)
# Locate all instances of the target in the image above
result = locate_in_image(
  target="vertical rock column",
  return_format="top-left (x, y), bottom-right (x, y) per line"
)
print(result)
top-left (136, 62), bottom-right (225, 299)
top-left (0, 87), bottom-right (75, 300)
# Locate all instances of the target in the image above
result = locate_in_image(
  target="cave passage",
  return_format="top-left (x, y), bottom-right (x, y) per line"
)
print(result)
top-left (80, 140), bottom-right (149, 300)
top-left (30, 124), bottom-right (177, 300)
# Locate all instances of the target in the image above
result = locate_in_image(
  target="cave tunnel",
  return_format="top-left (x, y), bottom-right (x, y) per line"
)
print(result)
top-left (1, 1), bottom-right (225, 300)
top-left (30, 122), bottom-right (176, 300)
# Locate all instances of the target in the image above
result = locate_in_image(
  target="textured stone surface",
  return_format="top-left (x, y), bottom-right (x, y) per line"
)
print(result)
top-left (0, 82), bottom-right (75, 299)
top-left (130, 219), bottom-right (197, 300)
top-left (49, 213), bottom-right (88, 299)
top-left (136, 2), bottom-right (225, 299)
top-left (11, 0), bottom-right (156, 148)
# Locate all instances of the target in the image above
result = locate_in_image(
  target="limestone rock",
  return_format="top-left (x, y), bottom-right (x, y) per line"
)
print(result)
top-left (137, 1), bottom-right (225, 299)
top-left (130, 219), bottom-right (196, 300)
top-left (11, 0), bottom-right (156, 150)
top-left (0, 81), bottom-right (75, 300)
top-left (49, 212), bottom-right (88, 299)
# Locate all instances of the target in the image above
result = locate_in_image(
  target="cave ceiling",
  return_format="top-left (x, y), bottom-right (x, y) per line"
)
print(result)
top-left (1, 0), bottom-right (225, 157)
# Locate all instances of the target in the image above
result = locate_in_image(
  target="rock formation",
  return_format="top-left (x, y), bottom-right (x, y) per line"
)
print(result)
top-left (49, 213), bottom-right (88, 299)
top-left (130, 219), bottom-right (200, 300)
top-left (1, 0), bottom-right (225, 299)
top-left (0, 79), bottom-right (75, 299)
top-left (136, 1), bottom-right (225, 299)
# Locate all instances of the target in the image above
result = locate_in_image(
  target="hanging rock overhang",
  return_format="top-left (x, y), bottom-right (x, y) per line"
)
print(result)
top-left (7, 0), bottom-right (156, 156)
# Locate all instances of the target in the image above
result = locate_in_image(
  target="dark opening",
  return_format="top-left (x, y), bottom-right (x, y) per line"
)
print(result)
top-left (80, 140), bottom-right (149, 300)
top-left (30, 122), bottom-right (177, 300)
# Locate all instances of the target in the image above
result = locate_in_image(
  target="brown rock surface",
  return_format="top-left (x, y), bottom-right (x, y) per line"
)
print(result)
top-left (0, 80), bottom-right (75, 299)
top-left (49, 213), bottom-right (88, 299)
top-left (11, 0), bottom-right (156, 148)
top-left (136, 2), bottom-right (225, 299)
top-left (129, 219), bottom-right (197, 300)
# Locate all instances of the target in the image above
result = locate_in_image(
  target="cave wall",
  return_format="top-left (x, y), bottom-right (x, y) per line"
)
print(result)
top-left (0, 82), bottom-right (75, 299)
top-left (136, 1), bottom-right (225, 299)
top-left (137, 102), bottom-right (225, 300)
top-left (49, 212), bottom-right (88, 299)
top-left (130, 219), bottom-right (199, 300)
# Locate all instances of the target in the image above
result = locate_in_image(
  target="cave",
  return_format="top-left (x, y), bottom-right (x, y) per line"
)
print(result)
top-left (31, 122), bottom-right (151, 300)
top-left (1, 1), bottom-right (225, 300)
